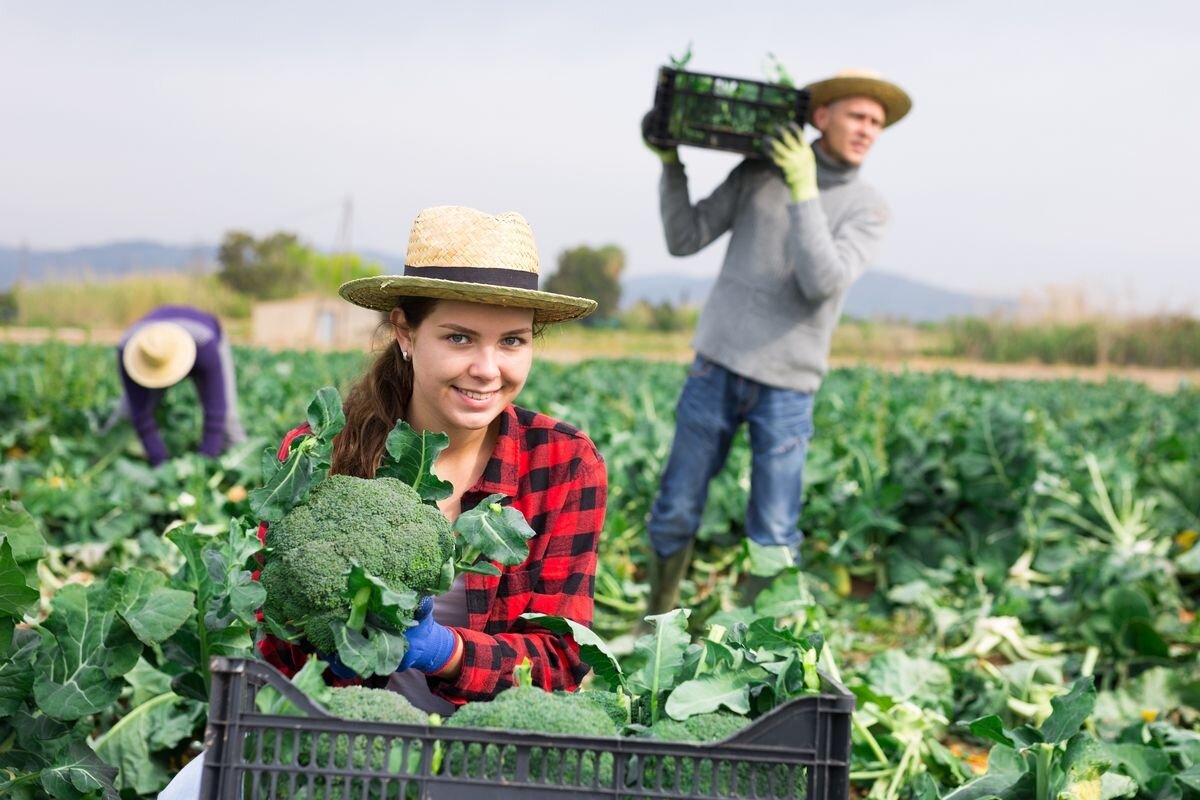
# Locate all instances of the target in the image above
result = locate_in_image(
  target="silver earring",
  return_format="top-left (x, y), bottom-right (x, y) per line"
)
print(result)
top-left (401, 350), bottom-right (410, 362)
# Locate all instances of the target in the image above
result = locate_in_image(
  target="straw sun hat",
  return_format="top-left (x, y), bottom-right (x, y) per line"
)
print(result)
top-left (339, 206), bottom-right (597, 324)
top-left (122, 321), bottom-right (197, 389)
top-left (804, 68), bottom-right (912, 128)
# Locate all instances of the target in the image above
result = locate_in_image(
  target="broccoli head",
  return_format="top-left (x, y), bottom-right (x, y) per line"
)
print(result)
top-left (445, 686), bottom-right (617, 783)
top-left (647, 711), bottom-right (747, 743)
top-left (448, 685), bottom-right (617, 737)
top-left (642, 712), bottom-right (802, 796)
top-left (562, 689), bottom-right (632, 727)
top-left (322, 685), bottom-right (429, 726)
top-left (261, 474), bottom-right (455, 653)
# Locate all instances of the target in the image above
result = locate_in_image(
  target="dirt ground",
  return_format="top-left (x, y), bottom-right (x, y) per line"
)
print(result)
top-left (4, 326), bottom-right (1196, 393)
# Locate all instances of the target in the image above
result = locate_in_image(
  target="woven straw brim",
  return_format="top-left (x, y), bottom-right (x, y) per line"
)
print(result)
top-left (339, 276), bottom-right (597, 324)
top-left (122, 326), bottom-right (197, 389)
top-left (804, 76), bottom-right (912, 127)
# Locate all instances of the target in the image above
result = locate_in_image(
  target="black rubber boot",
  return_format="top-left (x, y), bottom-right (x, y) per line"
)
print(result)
top-left (637, 542), bottom-right (694, 634)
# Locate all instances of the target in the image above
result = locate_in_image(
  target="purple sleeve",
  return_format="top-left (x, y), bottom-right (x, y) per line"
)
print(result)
top-left (190, 338), bottom-right (228, 458)
top-left (117, 349), bottom-right (170, 466)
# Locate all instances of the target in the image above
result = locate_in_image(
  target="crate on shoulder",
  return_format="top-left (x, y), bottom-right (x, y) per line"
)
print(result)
top-left (644, 66), bottom-right (811, 159)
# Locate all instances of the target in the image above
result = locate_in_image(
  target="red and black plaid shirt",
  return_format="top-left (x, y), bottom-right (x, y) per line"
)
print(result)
top-left (256, 404), bottom-right (607, 703)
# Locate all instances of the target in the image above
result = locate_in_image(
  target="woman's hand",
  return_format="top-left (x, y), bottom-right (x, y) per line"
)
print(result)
top-left (397, 596), bottom-right (461, 677)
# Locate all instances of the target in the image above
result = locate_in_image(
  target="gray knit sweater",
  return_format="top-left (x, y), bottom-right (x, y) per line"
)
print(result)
top-left (659, 143), bottom-right (889, 392)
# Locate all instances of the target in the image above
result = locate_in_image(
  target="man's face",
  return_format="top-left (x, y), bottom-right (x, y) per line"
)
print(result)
top-left (812, 96), bottom-right (886, 166)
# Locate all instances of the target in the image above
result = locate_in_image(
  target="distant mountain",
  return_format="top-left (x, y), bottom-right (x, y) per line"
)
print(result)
top-left (0, 241), bottom-right (216, 289)
top-left (622, 270), bottom-right (1016, 322)
top-left (0, 241), bottom-right (1015, 322)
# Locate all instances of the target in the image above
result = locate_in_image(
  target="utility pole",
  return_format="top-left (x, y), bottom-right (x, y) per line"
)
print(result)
top-left (334, 195), bottom-right (354, 254)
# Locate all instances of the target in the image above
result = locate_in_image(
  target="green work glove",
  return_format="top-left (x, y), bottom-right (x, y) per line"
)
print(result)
top-left (641, 112), bottom-right (679, 165)
top-left (769, 123), bottom-right (818, 203)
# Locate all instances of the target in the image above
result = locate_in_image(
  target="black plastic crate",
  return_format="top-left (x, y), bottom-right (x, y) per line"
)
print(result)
top-left (200, 656), bottom-right (854, 799)
top-left (644, 66), bottom-right (810, 158)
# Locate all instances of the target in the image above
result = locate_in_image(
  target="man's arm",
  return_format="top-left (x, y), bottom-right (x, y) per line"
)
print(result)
top-left (189, 338), bottom-right (228, 458)
top-left (659, 161), bottom-right (745, 256)
top-left (643, 112), bottom-right (742, 257)
top-left (771, 126), bottom-right (889, 300)
top-left (785, 197), bottom-right (889, 301)
top-left (118, 353), bottom-right (170, 466)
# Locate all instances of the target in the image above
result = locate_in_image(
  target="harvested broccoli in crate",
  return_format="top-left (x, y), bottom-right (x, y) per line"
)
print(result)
top-left (644, 58), bottom-right (810, 158)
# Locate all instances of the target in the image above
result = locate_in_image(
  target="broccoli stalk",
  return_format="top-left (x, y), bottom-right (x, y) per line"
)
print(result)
top-left (345, 583), bottom-right (373, 633)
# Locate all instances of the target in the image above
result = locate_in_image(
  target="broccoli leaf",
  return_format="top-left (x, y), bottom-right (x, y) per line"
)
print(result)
top-left (626, 609), bottom-right (691, 724)
top-left (306, 386), bottom-right (346, 441)
top-left (665, 672), bottom-right (753, 719)
top-left (0, 539), bottom-right (38, 619)
top-left (92, 691), bottom-right (203, 795)
top-left (251, 388), bottom-right (347, 521)
top-left (33, 581), bottom-right (143, 720)
top-left (377, 421), bottom-right (453, 503)
top-left (250, 436), bottom-right (318, 522)
top-left (1040, 676), bottom-right (1097, 745)
top-left (333, 623), bottom-right (409, 678)
top-left (454, 495), bottom-right (535, 567)
top-left (33, 739), bottom-right (120, 800)
top-left (109, 568), bottom-right (195, 646)
top-left (0, 492), bottom-right (45, 585)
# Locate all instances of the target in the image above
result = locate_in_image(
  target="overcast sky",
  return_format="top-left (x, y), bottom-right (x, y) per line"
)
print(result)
top-left (2, 1), bottom-right (1197, 313)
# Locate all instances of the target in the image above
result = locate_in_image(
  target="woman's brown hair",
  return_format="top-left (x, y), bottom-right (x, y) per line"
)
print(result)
top-left (331, 297), bottom-right (437, 478)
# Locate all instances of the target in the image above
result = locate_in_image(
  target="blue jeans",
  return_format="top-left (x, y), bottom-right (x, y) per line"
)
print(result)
top-left (648, 356), bottom-right (814, 559)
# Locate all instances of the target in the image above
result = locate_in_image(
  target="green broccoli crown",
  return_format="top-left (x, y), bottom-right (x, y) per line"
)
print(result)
top-left (261, 474), bottom-right (455, 652)
top-left (323, 686), bottom-right (429, 727)
top-left (445, 687), bottom-right (617, 785)
top-left (448, 686), bottom-right (617, 737)
top-left (559, 689), bottom-right (631, 727)
top-left (648, 711), bottom-right (748, 743)
top-left (643, 712), bottom-right (789, 797)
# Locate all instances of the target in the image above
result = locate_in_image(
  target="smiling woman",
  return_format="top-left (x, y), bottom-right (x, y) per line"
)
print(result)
top-left (258, 205), bottom-right (607, 713)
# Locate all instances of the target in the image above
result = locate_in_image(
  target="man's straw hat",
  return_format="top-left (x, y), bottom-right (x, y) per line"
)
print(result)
top-left (339, 206), bottom-right (597, 324)
top-left (122, 321), bottom-right (197, 389)
top-left (804, 68), bottom-right (912, 127)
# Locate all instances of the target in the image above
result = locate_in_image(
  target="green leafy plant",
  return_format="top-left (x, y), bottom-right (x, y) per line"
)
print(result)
top-left (947, 677), bottom-right (1136, 800)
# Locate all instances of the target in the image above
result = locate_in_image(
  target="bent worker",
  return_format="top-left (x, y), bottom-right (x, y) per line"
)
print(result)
top-left (641, 68), bottom-right (913, 616)
top-left (116, 305), bottom-right (247, 466)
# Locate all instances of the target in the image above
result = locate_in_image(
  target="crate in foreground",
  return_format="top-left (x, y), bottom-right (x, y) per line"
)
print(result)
top-left (201, 656), bottom-right (854, 799)
top-left (644, 66), bottom-right (811, 158)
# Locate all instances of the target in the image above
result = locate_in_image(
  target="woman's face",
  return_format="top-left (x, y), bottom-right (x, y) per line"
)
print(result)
top-left (393, 300), bottom-right (535, 437)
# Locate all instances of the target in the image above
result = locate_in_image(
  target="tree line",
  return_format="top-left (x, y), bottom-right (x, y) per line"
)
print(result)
top-left (217, 231), bottom-right (692, 330)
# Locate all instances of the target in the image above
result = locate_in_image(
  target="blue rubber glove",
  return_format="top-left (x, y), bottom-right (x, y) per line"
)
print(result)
top-left (397, 596), bottom-right (458, 674)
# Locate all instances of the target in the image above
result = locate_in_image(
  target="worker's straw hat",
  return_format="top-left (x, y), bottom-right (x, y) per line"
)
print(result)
top-left (339, 206), bottom-right (596, 324)
top-left (122, 321), bottom-right (197, 389)
top-left (804, 68), bottom-right (912, 127)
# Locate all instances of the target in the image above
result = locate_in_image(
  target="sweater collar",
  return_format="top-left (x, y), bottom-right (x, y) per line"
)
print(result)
top-left (812, 138), bottom-right (860, 188)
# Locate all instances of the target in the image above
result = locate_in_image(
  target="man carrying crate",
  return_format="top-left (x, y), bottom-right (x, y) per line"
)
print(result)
top-left (641, 68), bottom-right (912, 617)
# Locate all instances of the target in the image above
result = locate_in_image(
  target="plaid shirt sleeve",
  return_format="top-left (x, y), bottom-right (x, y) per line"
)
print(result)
top-left (432, 410), bottom-right (608, 703)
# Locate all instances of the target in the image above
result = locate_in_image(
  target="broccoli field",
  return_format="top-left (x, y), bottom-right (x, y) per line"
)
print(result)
top-left (3, 340), bottom-right (1200, 798)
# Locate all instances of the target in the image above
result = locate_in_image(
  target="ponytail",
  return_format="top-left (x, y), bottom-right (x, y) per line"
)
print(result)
top-left (331, 298), bottom-right (435, 477)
